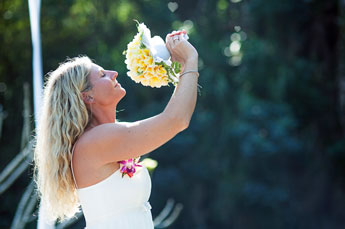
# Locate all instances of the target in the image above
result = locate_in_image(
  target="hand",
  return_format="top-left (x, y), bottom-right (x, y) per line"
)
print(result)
top-left (166, 30), bottom-right (198, 71)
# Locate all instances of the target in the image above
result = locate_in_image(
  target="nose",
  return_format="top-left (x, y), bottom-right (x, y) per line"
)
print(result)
top-left (110, 71), bottom-right (118, 81)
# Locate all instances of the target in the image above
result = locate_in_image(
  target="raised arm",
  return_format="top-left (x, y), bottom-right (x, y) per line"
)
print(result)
top-left (163, 31), bottom-right (199, 128)
top-left (80, 31), bottom-right (199, 165)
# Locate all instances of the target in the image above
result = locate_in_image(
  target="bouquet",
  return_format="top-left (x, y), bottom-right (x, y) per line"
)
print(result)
top-left (124, 21), bottom-right (189, 88)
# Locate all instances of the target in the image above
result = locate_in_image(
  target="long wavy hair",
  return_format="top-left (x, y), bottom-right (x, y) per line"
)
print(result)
top-left (34, 56), bottom-right (93, 222)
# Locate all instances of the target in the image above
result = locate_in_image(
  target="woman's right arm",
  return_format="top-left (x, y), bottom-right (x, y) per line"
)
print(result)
top-left (80, 31), bottom-right (199, 165)
top-left (163, 31), bottom-right (199, 129)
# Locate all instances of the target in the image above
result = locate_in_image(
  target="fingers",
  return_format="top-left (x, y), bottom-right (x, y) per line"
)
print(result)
top-left (166, 31), bottom-right (175, 42)
top-left (166, 31), bottom-right (178, 44)
top-left (166, 34), bottom-right (174, 48)
top-left (167, 33), bottom-right (180, 49)
top-left (166, 35), bottom-right (175, 61)
top-left (166, 30), bottom-right (186, 43)
top-left (166, 36), bottom-right (173, 53)
top-left (168, 30), bottom-right (186, 37)
top-left (166, 30), bottom-right (188, 62)
top-left (169, 30), bottom-right (178, 37)
top-left (177, 34), bottom-right (184, 42)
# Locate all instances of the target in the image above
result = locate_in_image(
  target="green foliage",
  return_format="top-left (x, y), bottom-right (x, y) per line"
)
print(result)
top-left (171, 61), bottom-right (181, 74)
top-left (1, 0), bottom-right (345, 228)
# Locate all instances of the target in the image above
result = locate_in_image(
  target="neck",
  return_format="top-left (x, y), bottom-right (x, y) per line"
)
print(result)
top-left (87, 104), bottom-right (117, 130)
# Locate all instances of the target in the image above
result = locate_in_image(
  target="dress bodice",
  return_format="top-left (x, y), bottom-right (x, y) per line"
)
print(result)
top-left (71, 145), bottom-right (154, 228)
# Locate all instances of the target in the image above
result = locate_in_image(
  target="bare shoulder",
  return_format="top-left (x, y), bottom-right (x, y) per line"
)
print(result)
top-left (75, 113), bottom-right (185, 166)
top-left (79, 122), bottom-right (129, 144)
top-left (78, 122), bottom-right (133, 148)
top-left (74, 122), bottom-right (131, 166)
top-left (72, 124), bottom-right (125, 187)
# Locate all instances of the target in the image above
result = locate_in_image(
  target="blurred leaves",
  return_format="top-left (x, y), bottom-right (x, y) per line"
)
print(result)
top-left (1, 0), bottom-right (345, 228)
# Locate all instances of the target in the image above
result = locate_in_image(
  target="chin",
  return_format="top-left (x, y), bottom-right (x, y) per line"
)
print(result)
top-left (118, 89), bottom-right (126, 102)
top-left (120, 88), bottom-right (126, 97)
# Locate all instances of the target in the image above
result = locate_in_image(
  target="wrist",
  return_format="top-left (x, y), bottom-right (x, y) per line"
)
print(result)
top-left (185, 56), bottom-right (198, 64)
top-left (179, 70), bottom-right (199, 78)
top-left (183, 58), bottom-right (198, 72)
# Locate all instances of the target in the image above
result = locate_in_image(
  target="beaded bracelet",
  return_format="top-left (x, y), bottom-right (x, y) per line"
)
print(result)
top-left (179, 70), bottom-right (199, 78)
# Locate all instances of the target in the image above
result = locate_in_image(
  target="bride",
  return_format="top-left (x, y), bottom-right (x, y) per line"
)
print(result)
top-left (34, 30), bottom-right (199, 228)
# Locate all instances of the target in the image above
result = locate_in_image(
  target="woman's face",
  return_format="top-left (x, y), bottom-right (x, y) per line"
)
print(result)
top-left (86, 63), bottom-right (126, 106)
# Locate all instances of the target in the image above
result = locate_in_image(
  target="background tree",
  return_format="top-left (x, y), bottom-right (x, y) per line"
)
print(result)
top-left (0, 0), bottom-right (345, 228)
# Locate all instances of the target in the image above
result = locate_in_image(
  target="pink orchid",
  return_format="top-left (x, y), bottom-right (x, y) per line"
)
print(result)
top-left (118, 157), bottom-right (142, 178)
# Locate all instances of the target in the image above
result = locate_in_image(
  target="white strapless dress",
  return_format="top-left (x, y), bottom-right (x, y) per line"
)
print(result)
top-left (71, 156), bottom-right (154, 228)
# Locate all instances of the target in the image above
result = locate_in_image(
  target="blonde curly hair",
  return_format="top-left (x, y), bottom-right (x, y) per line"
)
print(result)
top-left (34, 56), bottom-right (93, 222)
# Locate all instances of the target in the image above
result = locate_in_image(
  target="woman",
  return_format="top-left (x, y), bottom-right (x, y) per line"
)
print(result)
top-left (34, 30), bottom-right (199, 228)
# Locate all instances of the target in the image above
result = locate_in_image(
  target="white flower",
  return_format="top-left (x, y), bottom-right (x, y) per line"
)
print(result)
top-left (150, 36), bottom-right (170, 61)
top-left (138, 23), bottom-right (152, 49)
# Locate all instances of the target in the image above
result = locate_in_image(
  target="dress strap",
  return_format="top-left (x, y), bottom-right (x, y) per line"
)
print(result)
top-left (70, 141), bottom-right (79, 190)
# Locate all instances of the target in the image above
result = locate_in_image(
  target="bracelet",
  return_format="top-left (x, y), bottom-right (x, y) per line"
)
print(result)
top-left (179, 70), bottom-right (199, 78)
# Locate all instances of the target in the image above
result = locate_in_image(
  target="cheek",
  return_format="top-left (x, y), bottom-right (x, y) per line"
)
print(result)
top-left (95, 83), bottom-right (125, 104)
top-left (93, 84), bottom-right (111, 99)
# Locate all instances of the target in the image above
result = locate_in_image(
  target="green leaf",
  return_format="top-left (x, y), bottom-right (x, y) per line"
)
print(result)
top-left (139, 32), bottom-right (146, 49)
top-left (172, 61), bottom-right (181, 73)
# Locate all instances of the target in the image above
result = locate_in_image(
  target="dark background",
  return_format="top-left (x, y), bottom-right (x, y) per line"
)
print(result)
top-left (1, 0), bottom-right (345, 228)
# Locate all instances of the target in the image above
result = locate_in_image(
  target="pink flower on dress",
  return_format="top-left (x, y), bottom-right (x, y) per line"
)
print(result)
top-left (118, 157), bottom-right (142, 178)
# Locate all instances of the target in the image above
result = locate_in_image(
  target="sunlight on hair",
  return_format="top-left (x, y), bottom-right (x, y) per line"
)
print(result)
top-left (34, 56), bottom-right (93, 222)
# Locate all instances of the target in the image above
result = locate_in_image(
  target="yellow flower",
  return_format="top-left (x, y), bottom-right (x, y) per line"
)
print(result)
top-left (143, 49), bottom-right (150, 56)
top-left (149, 76), bottom-right (161, 87)
top-left (144, 72), bottom-right (154, 79)
top-left (124, 22), bottom-right (180, 88)
top-left (156, 66), bottom-right (167, 76)
top-left (144, 56), bottom-right (154, 67)
top-left (145, 66), bottom-right (154, 74)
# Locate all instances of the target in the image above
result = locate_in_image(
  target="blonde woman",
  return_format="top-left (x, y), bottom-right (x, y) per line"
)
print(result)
top-left (34, 31), bottom-right (199, 228)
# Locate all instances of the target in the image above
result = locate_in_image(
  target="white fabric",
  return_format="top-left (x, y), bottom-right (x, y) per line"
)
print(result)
top-left (71, 145), bottom-right (154, 229)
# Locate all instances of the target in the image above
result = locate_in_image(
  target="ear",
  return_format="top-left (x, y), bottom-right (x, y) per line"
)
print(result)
top-left (81, 92), bottom-right (94, 104)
